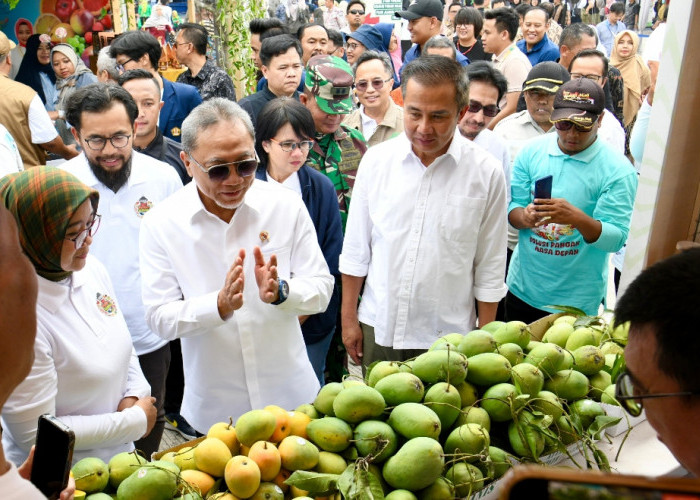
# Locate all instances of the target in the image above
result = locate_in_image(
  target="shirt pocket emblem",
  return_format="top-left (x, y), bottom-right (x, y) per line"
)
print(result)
top-left (96, 292), bottom-right (118, 316)
top-left (134, 196), bottom-right (153, 218)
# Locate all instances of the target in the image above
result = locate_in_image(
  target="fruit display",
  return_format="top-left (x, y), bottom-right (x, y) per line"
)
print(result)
top-left (70, 312), bottom-right (632, 499)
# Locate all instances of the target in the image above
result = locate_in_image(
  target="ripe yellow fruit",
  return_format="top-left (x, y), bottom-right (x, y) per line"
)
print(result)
top-left (225, 455), bottom-right (261, 499)
top-left (207, 418), bottom-right (240, 455)
top-left (180, 469), bottom-right (216, 496)
top-left (287, 411), bottom-right (312, 439)
top-left (193, 437), bottom-right (233, 477)
top-left (264, 405), bottom-right (292, 443)
top-left (247, 441), bottom-right (282, 481)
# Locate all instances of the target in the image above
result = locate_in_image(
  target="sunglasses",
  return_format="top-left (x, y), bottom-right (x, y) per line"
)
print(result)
top-left (188, 152), bottom-right (259, 181)
top-left (348, 9), bottom-right (365, 14)
top-left (467, 101), bottom-right (499, 118)
top-left (355, 77), bottom-right (392, 92)
top-left (553, 120), bottom-right (596, 132)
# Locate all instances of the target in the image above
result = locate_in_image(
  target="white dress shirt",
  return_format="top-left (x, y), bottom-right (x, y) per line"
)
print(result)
top-left (1, 257), bottom-right (151, 466)
top-left (472, 127), bottom-right (512, 203)
top-left (140, 180), bottom-right (333, 432)
top-left (598, 109), bottom-right (626, 156)
top-left (61, 151), bottom-right (183, 355)
top-left (0, 124), bottom-right (23, 178)
top-left (339, 132), bottom-right (508, 350)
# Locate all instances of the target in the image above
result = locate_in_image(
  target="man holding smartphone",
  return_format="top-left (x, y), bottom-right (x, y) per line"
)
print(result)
top-left (505, 78), bottom-right (637, 322)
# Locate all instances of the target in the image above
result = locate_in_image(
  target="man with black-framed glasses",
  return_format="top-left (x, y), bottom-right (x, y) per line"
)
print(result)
top-left (139, 97), bottom-right (333, 434)
top-left (61, 83), bottom-right (182, 456)
top-left (505, 77), bottom-right (637, 323)
top-left (614, 247), bottom-right (700, 476)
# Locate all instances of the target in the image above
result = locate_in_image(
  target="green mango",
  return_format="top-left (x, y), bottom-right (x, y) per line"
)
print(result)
top-left (443, 423), bottom-right (490, 459)
top-left (374, 372), bottom-right (425, 406)
top-left (108, 451), bottom-right (147, 489)
top-left (306, 417), bottom-right (353, 452)
top-left (382, 437), bottom-right (444, 491)
top-left (544, 369), bottom-right (590, 401)
top-left (332, 385), bottom-right (386, 423)
top-left (116, 464), bottom-right (177, 500)
top-left (72, 457), bottom-right (109, 494)
top-left (417, 476), bottom-right (455, 499)
top-left (312, 382), bottom-right (344, 416)
top-left (445, 462), bottom-right (484, 497)
top-left (353, 420), bottom-right (398, 464)
top-left (466, 352), bottom-right (512, 386)
top-left (411, 350), bottom-right (468, 386)
top-left (457, 330), bottom-right (496, 357)
top-left (387, 402), bottom-right (441, 440)
top-left (422, 382), bottom-right (461, 429)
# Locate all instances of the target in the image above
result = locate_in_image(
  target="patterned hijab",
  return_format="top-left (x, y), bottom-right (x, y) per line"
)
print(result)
top-left (0, 166), bottom-right (99, 282)
top-left (51, 43), bottom-right (94, 111)
top-left (609, 30), bottom-right (651, 127)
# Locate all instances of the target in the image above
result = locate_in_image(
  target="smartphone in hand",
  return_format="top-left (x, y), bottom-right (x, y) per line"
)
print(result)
top-left (30, 414), bottom-right (75, 500)
top-left (534, 175), bottom-right (553, 200)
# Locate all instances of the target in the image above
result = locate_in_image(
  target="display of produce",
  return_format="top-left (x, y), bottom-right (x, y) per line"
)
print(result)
top-left (68, 312), bottom-right (633, 499)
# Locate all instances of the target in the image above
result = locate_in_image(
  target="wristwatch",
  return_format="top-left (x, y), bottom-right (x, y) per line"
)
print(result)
top-left (271, 278), bottom-right (289, 305)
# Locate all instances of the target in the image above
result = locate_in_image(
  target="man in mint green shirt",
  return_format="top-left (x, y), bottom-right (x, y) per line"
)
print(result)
top-left (505, 78), bottom-right (637, 322)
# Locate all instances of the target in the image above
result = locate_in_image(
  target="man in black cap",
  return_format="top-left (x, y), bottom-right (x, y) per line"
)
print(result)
top-left (505, 78), bottom-right (638, 323)
top-left (395, 0), bottom-right (469, 69)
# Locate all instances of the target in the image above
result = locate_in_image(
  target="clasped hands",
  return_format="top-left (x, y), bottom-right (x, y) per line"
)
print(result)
top-left (217, 247), bottom-right (280, 319)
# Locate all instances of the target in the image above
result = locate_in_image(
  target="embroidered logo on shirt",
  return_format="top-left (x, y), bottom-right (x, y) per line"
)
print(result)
top-left (96, 293), bottom-right (117, 316)
top-left (171, 126), bottom-right (181, 137)
top-left (259, 231), bottom-right (269, 243)
top-left (134, 196), bottom-right (153, 218)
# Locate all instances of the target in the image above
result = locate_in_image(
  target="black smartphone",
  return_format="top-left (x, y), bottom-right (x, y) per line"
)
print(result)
top-left (534, 175), bottom-right (553, 200)
top-left (30, 414), bottom-right (75, 500)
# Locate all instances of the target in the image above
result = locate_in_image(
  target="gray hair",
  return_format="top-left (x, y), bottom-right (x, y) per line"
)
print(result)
top-left (352, 50), bottom-right (393, 77)
top-left (423, 36), bottom-right (457, 59)
top-left (181, 98), bottom-right (255, 153)
top-left (96, 47), bottom-right (120, 81)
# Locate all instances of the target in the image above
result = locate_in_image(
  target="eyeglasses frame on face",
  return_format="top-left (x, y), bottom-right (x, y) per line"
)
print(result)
top-left (346, 41), bottom-right (363, 52)
top-left (65, 214), bottom-right (101, 249)
top-left (269, 138), bottom-right (315, 152)
top-left (187, 152), bottom-right (260, 181)
top-left (467, 101), bottom-right (500, 118)
top-left (82, 134), bottom-right (132, 151)
top-left (173, 41), bottom-right (192, 49)
top-left (355, 77), bottom-right (393, 93)
top-left (116, 57), bottom-right (135, 73)
top-left (348, 9), bottom-right (365, 15)
top-left (552, 120), bottom-right (596, 132)
top-left (615, 371), bottom-right (700, 417)
top-left (570, 73), bottom-right (603, 82)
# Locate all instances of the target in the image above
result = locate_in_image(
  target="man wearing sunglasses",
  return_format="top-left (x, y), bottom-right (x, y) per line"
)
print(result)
top-left (344, 0), bottom-right (366, 35)
top-left (140, 98), bottom-right (333, 434)
top-left (505, 78), bottom-right (637, 323)
top-left (614, 248), bottom-right (700, 477)
top-left (61, 83), bottom-right (183, 456)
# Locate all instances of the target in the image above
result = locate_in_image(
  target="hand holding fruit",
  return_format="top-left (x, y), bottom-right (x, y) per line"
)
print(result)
top-left (217, 249), bottom-right (245, 318)
top-left (253, 246), bottom-right (279, 304)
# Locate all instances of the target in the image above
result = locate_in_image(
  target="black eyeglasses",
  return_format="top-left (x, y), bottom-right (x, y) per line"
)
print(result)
top-left (116, 58), bottom-right (135, 73)
top-left (570, 72), bottom-right (603, 82)
top-left (83, 134), bottom-right (131, 151)
top-left (65, 214), bottom-right (101, 249)
top-left (355, 77), bottom-right (392, 92)
top-left (467, 101), bottom-right (499, 117)
top-left (615, 371), bottom-right (700, 417)
top-left (348, 9), bottom-right (365, 14)
top-left (269, 138), bottom-right (314, 152)
top-left (188, 152), bottom-right (259, 181)
top-left (553, 120), bottom-right (596, 132)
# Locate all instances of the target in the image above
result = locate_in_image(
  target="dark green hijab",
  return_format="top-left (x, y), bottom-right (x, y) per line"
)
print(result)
top-left (0, 167), bottom-right (99, 282)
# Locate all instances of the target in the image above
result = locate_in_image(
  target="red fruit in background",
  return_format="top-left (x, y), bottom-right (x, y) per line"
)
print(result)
top-left (70, 8), bottom-right (94, 35)
top-left (84, 31), bottom-right (93, 44)
top-left (91, 21), bottom-right (104, 32)
top-left (100, 14), bottom-right (112, 30)
top-left (81, 45), bottom-right (94, 67)
top-left (55, 0), bottom-right (76, 23)
top-left (83, 0), bottom-right (108, 12)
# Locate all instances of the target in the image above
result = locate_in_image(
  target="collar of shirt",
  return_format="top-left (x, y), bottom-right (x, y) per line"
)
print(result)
top-left (37, 267), bottom-right (88, 313)
top-left (493, 43), bottom-right (518, 63)
top-left (400, 129), bottom-right (463, 167)
top-left (181, 179), bottom-right (264, 224)
top-left (188, 58), bottom-right (216, 81)
top-left (72, 151), bottom-right (158, 189)
top-left (135, 128), bottom-right (165, 157)
top-left (547, 132), bottom-right (604, 163)
top-left (519, 34), bottom-right (550, 54)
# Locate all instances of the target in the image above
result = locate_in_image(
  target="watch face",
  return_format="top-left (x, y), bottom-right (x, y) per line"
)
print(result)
top-left (281, 280), bottom-right (289, 297)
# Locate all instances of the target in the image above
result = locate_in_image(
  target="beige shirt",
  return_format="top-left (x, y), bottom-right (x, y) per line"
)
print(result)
top-left (492, 43), bottom-right (532, 108)
top-left (343, 100), bottom-right (404, 148)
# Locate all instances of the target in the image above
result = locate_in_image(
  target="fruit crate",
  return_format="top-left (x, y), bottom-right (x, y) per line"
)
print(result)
top-left (152, 436), bottom-right (205, 461)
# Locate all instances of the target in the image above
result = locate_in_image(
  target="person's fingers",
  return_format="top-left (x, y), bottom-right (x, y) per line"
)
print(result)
top-left (253, 245), bottom-right (265, 266)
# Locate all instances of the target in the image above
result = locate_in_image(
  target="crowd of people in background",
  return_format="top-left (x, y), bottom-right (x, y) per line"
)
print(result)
top-left (0, 0), bottom-right (677, 494)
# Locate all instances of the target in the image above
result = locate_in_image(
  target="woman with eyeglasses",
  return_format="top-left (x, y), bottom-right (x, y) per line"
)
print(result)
top-left (0, 167), bottom-right (156, 466)
top-left (344, 51), bottom-right (404, 147)
top-left (254, 97), bottom-right (342, 385)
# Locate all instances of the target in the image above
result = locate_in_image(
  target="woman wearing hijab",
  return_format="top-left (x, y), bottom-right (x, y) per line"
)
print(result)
top-left (0, 167), bottom-right (156, 466)
top-left (14, 34), bottom-right (56, 107)
top-left (610, 30), bottom-right (651, 129)
top-left (254, 98), bottom-right (342, 385)
top-left (9, 19), bottom-right (32, 80)
top-left (50, 43), bottom-right (98, 114)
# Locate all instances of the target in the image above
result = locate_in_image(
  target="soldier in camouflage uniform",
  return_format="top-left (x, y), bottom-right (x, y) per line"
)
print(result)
top-left (300, 55), bottom-right (367, 383)
top-left (300, 55), bottom-right (367, 232)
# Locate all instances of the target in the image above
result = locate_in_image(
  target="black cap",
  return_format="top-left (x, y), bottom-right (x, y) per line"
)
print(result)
top-left (395, 0), bottom-right (444, 21)
top-left (550, 78), bottom-right (605, 126)
top-left (523, 61), bottom-right (571, 94)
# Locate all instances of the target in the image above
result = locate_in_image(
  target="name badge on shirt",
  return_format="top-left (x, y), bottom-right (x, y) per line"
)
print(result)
top-left (134, 196), bottom-right (154, 218)
top-left (171, 126), bottom-right (181, 137)
top-left (96, 293), bottom-right (118, 316)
